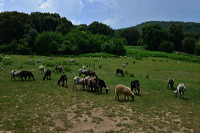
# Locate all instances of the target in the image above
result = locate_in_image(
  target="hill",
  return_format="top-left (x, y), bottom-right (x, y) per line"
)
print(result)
top-left (132, 21), bottom-right (200, 35)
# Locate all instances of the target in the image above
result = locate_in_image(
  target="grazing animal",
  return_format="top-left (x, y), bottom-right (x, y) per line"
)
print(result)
top-left (78, 69), bottom-right (89, 77)
top-left (54, 65), bottom-right (64, 73)
top-left (116, 69), bottom-right (124, 77)
top-left (58, 75), bottom-right (68, 87)
top-left (167, 78), bottom-right (174, 89)
top-left (68, 59), bottom-right (76, 62)
top-left (94, 78), bottom-right (109, 94)
top-left (19, 71), bottom-right (35, 81)
top-left (10, 70), bottom-right (21, 80)
top-left (130, 80), bottom-right (141, 95)
top-left (115, 84), bottom-right (135, 101)
top-left (48, 57), bottom-right (53, 60)
top-left (87, 77), bottom-right (95, 92)
top-left (78, 69), bottom-right (98, 78)
top-left (174, 83), bottom-right (186, 99)
top-left (35, 59), bottom-right (42, 64)
top-left (4, 57), bottom-right (10, 60)
top-left (73, 76), bottom-right (87, 90)
top-left (38, 65), bottom-right (45, 73)
top-left (87, 70), bottom-right (98, 78)
top-left (0, 66), bottom-right (3, 71)
top-left (43, 69), bottom-right (51, 80)
top-left (121, 64), bottom-right (126, 68)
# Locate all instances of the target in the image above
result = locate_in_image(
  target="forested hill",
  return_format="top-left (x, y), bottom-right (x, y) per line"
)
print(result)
top-left (133, 21), bottom-right (200, 34)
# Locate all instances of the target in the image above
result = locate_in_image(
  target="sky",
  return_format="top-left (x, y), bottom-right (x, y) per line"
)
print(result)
top-left (0, 0), bottom-right (200, 29)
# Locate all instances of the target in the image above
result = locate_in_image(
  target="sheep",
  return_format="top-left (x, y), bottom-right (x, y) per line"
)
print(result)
top-left (167, 78), bottom-right (174, 89)
top-left (38, 65), bottom-right (45, 73)
top-left (115, 84), bottom-right (135, 101)
top-left (174, 83), bottom-right (186, 99)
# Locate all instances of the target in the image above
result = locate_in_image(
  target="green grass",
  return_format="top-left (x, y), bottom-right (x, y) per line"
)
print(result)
top-left (0, 54), bottom-right (200, 132)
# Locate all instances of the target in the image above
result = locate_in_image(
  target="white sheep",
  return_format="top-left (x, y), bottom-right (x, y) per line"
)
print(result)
top-left (115, 84), bottom-right (135, 101)
top-left (174, 83), bottom-right (186, 99)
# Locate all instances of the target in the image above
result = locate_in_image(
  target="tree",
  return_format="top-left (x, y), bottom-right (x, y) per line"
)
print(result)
top-left (169, 24), bottom-right (184, 51)
top-left (182, 37), bottom-right (196, 54)
top-left (120, 27), bottom-right (140, 45)
top-left (88, 21), bottom-right (114, 36)
top-left (159, 41), bottom-right (174, 53)
top-left (34, 32), bottom-right (64, 55)
top-left (142, 24), bottom-right (168, 51)
top-left (195, 41), bottom-right (200, 55)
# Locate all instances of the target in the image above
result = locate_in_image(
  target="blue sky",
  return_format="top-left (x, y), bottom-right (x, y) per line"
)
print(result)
top-left (0, 0), bottom-right (200, 29)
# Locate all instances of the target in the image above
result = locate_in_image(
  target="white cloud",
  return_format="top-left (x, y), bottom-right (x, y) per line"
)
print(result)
top-left (71, 19), bottom-right (81, 25)
top-left (39, 0), bottom-right (51, 11)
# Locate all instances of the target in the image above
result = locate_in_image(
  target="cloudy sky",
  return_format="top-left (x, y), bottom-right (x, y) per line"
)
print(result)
top-left (0, 0), bottom-right (200, 29)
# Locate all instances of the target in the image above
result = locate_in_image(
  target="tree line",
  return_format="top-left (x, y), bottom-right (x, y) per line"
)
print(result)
top-left (0, 11), bottom-right (126, 55)
top-left (1, 11), bottom-right (200, 56)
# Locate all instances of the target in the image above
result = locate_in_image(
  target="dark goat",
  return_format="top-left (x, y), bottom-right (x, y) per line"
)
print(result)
top-left (94, 78), bottom-right (109, 94)
top-left (130, 80), bottom-right (141, 95)
top-left (54, 65), bottom-right (64, 73)
top-left (167, 78), bottom-right (174, 89)
top-left (58, 75), bottom-right (68, 87)
top-left (87, 70), bottom-right (98, 78)
top-left (116, 69), bottom-right (124, 77)
top-left (43, 69), bottom-right (51, 80)
top-left (19, 71), bottom-right (35, 81)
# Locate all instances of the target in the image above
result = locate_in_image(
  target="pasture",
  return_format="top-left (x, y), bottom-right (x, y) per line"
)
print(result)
top-left (0, 55), bottom-right (200, 132)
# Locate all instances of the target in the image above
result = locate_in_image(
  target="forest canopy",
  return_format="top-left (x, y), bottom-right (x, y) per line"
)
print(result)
top-left (1, 11), bottom-right (200, 55)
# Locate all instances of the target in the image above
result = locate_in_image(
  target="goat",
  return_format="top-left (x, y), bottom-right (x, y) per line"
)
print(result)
top-left (167, 78), bottom-right (174, 89)
top-left (73, 76), bottom-right (87, 90)
top-left (58, 75), bottom-right (68, 87)
top-left (116, 69), bottom-right (124, 77)
top-left (19, 71), bottom-right (35, 81)
top-left (10, 70), bottom-right (21, 80)
top-left (130, 80), bottom-right (141, 95)
top-left (43, 69), bottom-right (51, 80)
top-left (174, 83), bottom-right (186, 99)
top-left (39, 65), bottom-right (45, 73)
top-left (54, 65), bottom-right (64, 73)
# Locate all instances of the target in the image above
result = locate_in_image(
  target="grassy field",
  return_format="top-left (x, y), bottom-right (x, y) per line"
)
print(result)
top-left (0, 54), bottom-right (200, 132)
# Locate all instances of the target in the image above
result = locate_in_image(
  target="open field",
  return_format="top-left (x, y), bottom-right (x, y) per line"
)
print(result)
top-left (0, 54), bottom-right (200, 132)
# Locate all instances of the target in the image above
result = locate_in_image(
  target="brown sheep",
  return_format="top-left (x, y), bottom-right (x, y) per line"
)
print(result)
top-left (115, 84), bottom-right (135, 101)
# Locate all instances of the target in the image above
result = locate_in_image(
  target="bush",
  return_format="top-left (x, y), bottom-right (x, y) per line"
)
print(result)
top-left (195, 41), bottom-right (200, 55)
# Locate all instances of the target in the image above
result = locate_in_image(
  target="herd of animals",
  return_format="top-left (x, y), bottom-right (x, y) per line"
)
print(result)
top-left (3, 55), bottom-right (187, 101)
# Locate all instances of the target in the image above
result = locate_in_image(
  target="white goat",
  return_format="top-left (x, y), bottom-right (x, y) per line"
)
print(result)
top-left (73, 76), bottom-right (87, 90)
top-left (38, 65), bottom-right (45, 73)
top-left (115, 84), bottom-right (135, 101)
top-left (11, 70), bottom-right (21, 80)
top-left (174, 83), bottom-right (186, 99)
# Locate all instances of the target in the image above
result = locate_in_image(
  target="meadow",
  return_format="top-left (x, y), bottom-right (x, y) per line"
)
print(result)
top-left (0, 53), bottom-right (200, 132)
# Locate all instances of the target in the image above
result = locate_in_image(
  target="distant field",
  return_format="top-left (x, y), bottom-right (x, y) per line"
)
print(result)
top-left (0, 54), bottom-right (200, 132)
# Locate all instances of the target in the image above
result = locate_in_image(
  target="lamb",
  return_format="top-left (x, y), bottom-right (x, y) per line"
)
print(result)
top-left (115, 84), bottom-right (135, 101)
top-left (174, 83), bottom-right (186, 99)
top-left (57, 75), bottom-right (68, 87)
